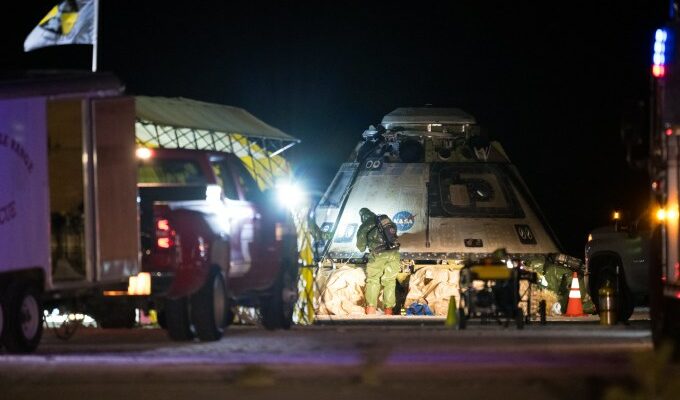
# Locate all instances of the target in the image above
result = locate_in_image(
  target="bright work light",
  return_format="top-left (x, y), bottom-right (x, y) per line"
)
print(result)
top-left (657, 205), bottom-right (680, 222)
top-left (276, 180), bottom-right (306, 209)
top-left (657, 208), bottom-right (667, 221)
top-left (136, 147), bottom-right (153, 160)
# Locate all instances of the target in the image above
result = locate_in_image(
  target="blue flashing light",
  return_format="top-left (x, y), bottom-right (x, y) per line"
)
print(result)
top-left (655, 42), bottom-right (666, 53)
top-left (656, 29), bottom-right (668, 42)
top-left (654, 53), bottom-right (666, 65)
top-left (653, 28), bottom-right (669, 78)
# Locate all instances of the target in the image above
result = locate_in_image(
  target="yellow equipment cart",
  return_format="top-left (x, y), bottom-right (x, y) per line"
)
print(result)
top-left (457, 258), bottom-right (546, 329)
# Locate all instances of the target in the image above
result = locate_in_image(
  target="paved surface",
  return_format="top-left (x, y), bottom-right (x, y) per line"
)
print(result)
top-left (0, 312), bottom-right (677, 400)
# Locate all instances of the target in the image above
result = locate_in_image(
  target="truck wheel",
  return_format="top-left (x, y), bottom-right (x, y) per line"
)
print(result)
top-left (260, 257), bottom-right (298, 330)
top-left (164, 297), bottom-right (194, 341)
top-left (1, 282), bottom-right (43, 354)
top-left (590, 264), bottom-right (634, 322)
top-left (190, 266), bottom-right (227, 341)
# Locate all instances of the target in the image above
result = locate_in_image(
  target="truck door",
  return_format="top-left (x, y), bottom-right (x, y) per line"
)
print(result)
top-left (91, 97), bottom-right (140, 282)
top-left (46, 97), bottom-right (139, 286)
top-left (210, 156), bottom-right (256, 277)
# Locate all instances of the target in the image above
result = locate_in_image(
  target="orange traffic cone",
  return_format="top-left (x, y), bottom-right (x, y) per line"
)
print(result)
top-left (565, 272), bottom-right (585, 317)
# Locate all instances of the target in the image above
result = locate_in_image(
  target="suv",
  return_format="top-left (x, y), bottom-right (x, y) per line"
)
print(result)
top-left (585, 211), bottom-right (653, 321)
top-left (137, 148), bottom-right (298, 340)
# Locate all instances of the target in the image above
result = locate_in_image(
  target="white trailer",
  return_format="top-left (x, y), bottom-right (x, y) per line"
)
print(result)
top-left (0, 73), bottom-right (139, 353)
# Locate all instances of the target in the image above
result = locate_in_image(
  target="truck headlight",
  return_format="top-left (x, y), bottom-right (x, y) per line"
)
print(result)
top-left (276, 180), bottom-right (305, 210)
top-left (136, 147), bottom-right (153, 160)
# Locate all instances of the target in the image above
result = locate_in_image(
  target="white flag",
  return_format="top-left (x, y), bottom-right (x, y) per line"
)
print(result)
top-left (24, 0), bottom-right (95, 52)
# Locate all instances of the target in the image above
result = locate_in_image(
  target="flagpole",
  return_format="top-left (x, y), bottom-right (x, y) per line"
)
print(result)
top-left (92, 0), bottom-right (99, 72)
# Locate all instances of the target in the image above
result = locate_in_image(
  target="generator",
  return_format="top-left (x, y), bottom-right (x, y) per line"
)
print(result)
top-left (457, 251), bottom-right (546, 329)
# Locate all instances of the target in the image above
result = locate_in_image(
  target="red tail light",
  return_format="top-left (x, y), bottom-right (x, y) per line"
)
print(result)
top-left (157, 237), bottom-right (173, 249)
top-left (155, 217), bottom-right (176, 249)
top-left (157, 218), bottom-right (170, 231)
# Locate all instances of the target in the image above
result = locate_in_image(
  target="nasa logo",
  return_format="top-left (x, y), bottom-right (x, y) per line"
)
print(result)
top-left (392, 211), bottom-right (415, 232)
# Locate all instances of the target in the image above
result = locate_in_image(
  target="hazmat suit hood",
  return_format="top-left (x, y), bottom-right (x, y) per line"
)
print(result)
top-left (359, 207), bottom-right (376, 223)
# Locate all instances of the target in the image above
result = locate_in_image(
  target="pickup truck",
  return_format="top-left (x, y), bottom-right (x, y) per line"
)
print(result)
top-left (584, 211), bottom-right (653, 322)
top-left (137, 148), bottom-right (299, 341)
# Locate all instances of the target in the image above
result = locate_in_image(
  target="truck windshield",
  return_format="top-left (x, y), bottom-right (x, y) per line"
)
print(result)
top-left (138, 159), bottom-right (208, 184)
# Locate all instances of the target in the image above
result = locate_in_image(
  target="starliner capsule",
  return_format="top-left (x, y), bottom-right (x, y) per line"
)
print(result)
top-left (312, 107), bottom-right (589, 318)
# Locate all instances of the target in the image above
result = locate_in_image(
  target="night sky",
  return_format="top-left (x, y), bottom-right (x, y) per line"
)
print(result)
top-left (2, 1), bottom-right (670, 256)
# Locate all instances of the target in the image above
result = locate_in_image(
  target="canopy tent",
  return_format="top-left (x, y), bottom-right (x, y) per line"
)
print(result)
top-left (135, 96), bottom-right (296, 142)
top-left (134, 96), bottom-right (299, 189)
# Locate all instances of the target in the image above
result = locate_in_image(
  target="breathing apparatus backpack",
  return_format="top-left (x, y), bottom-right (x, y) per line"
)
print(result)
top-left (373, 214), bottom-right (400, 252)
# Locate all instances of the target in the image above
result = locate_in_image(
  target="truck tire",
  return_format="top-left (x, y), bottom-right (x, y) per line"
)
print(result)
top-left (164, 297), bottom-right (194, 341)
top-left (589, 261), bottom-right (634, 322)
top-left (190, 266), bottom-right (227, 341)
top-left (260, 252), bottom-right (298, 330)
top-left (1, 282), bottom-right (43, 354)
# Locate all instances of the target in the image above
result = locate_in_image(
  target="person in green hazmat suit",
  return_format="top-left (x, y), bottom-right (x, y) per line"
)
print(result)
top-left (356, 208), bottom-right (400, 315)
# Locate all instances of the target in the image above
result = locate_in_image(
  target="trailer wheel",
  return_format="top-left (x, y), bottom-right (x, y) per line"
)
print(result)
top-left (260, 248), bottom-right (298, 330)
top-left (190, 266), bottom-right (227, 341)
top-left (1, 282), bottom-right (43, 353)
top-left (164, 297), bottom-right (194, 341)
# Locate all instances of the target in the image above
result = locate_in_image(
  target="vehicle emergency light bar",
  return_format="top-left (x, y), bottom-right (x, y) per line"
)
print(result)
top-left (654, 28), bottom-right (669, 78)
